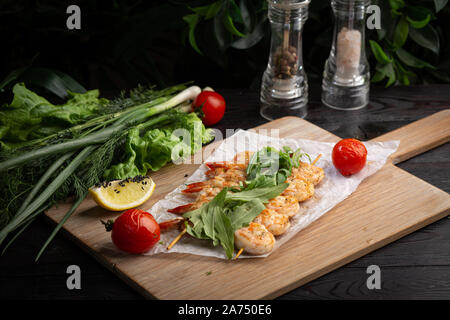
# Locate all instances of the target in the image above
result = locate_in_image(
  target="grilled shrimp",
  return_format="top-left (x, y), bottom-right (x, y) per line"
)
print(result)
top-left (234, 222), bottom-right (275, 255)
top-left (221, 166), bottom-right (246, 184)
top-left (266, 195), bottom-right (300, 218)
top-left (184, 162), bottom-right (246, 194)
top-left (168, 186), bottom-right (219, 214)
top-left (182, 175), bottom-right (240, 195)
top-left (205, 167), bottom-right (226, 178)
top-left (253, 209), bottom-right (290, 236)
top-left (203, 151), bottom-right (252, 183)
top-left (170, 160), bottom-right (247, 213)
top-left (233, 151), bottom-right (254, 167)
top-left (282, 177), bottom-right (314, 202)
top-left (292, 162), bottom-right (325, 186)
top-left (159, 217), bottom-right (185, 231)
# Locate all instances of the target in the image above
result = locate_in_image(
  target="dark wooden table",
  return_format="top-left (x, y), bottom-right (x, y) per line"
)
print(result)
top-left (0, 84), bottom-right (449, 300)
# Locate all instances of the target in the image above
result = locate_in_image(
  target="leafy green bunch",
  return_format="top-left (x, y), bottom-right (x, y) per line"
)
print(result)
top-left (369, 0), bottom-right (448, 86)
top-left (0, 81), bottom-right (213, 260)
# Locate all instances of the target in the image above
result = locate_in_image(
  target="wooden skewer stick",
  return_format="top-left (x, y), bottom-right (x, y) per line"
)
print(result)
top-left (234, 248), bottom-right (244, 260)
top-left (311, 154), bottom-right (322, 166)
top-left (167, 228), bottom-right (187, 250)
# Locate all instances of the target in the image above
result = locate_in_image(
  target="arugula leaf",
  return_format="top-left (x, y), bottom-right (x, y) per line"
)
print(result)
top-left (229, 199), bottom-right (265, 230)
top-left (183, 182), bottom-right (286, 258)
top-left (243, 174), bottom-right (277, 190)
top-left (246, 147), bottom-right (287, 187)
top-left (201, 189), bottom-right (227, 246)
top-left (184, 207), bottom-right (209, 239)
top-left (292, 148), bottom-right (311, 166)
top-left (226, 183), bottom-right (289, 203)
top-left (184, 189), bottom-right (262, 258)
top-left (213, 210), bottom-right (235, 259)
top-left (245, 146), bottom-right (309, 188)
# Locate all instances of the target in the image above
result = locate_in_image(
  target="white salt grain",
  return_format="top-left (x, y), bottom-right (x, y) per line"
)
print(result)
top-left (336, 27), bottom-right (361, 79)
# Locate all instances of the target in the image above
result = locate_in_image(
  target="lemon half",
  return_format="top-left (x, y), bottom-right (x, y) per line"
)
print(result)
top-left (89, 176), bottom-right (155, 211)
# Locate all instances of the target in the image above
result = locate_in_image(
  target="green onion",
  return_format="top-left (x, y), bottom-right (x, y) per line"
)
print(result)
top-left (1, 204), bottom-right (49, 256)
top-left (17, 152), bottom-right (75, 215)
top-left (35, 193), bottom-right (87, 261)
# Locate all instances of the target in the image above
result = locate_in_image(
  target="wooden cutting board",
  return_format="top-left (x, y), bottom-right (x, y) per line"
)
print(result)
top-left (45, 110), bottom-right (450, 300)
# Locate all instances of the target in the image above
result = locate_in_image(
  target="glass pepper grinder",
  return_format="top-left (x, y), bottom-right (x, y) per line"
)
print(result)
top-left (322, 0), bottom-right (370, 110)
top-left (260, 0), bottom-right (311, 120)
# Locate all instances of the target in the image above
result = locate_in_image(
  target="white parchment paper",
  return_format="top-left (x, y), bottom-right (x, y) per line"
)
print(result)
top-left (144, 130), bottom-right (399, 259)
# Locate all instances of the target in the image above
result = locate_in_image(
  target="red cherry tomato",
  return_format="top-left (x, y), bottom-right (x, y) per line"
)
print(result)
top-left (332, 138), bottom-right (367, 176)
top-left (109, 209), bottom-right (160, 254)
top-left (193, 91), bottom-right (226, 126)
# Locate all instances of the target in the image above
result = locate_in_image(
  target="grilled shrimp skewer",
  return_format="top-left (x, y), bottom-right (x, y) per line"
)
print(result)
top-left (233, 157), bottom-right (324, 256)
top-left (234, 190), bottom-right (305, 255)
top-left (172, 165), bottom-right (315, 214)
top-left (165, 152), bottom-right (324, 257)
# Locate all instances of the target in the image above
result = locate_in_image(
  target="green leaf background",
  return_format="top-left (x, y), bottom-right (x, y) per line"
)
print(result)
top-left (368, 0), bottom-right (447, 87)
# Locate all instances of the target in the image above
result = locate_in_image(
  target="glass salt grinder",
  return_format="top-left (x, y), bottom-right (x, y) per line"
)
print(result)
top-left (260, 0), bottom-right (310, 120)
top-left (321, 0), bottom-right (370, 110)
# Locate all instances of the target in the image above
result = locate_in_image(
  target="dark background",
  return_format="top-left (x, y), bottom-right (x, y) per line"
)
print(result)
top-left (1, 0), bottom-right (449, 96)
top-left (2, 0), bottom-right (269, 91)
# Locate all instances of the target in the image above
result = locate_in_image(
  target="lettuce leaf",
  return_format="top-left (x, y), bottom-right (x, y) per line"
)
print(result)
top-left (104, 112), bottom-right (214, 180)
top-left (0, 83), bottom-right (106, 148)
